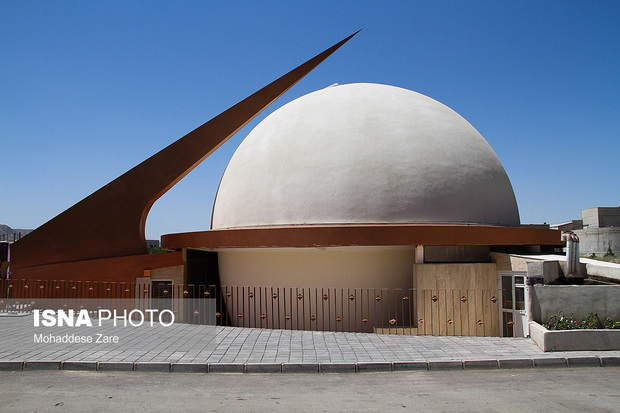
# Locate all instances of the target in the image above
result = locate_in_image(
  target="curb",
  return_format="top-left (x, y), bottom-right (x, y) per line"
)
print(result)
top-left (0, 361), bottom-right (24, 371)
top-left (97, 362), bottom-right (134, 371)
top-left (357, 362), bottom-right (393, 372)
top-left (62, 361), bottom-right (97, 371)
top-left (497, 359), bottom-right (533, 369)
top-left (532, 358), bottom-right (568, 368)
top-left (23, 361), bottom-right (60, 370)
top-left (1, 357), bottom-right (619, 373)
top-left (281, 363), bottom-right (319, 373)
top-left (601, 357), bottom-right (620, 367)
top-left (244, 363), bottom-right (282, 373)
top-left (208, 363), bottom-right (244, 373)
top-left (394, 361), bottom-right (428, 371)
top-left (134, 362), bottom-right (171, 372)
top-left (171, 363), bottom-right (207, 373)
top-left (429, 361), bottom-right (463, 370)
top-left (566, 357), bottom-right (601, 368)
top-left (463, 360), bottom-right (499, 370)
top-left (320, 363), bottom-right (356, 373)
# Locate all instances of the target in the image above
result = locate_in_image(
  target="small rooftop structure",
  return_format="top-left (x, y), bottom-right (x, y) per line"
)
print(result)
top-left (581, 207), bottom-right (620, 229)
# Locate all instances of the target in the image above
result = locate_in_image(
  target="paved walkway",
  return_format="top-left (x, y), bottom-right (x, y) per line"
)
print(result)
top-left (1, 315), bottom-right (619, 373)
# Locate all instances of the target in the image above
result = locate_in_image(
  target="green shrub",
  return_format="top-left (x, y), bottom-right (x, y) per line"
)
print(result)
top-left (602, 316), bottom-right (620, 329)
top-left (583, 313), bottom-right (600, 329)
top-left (604, 246), bottom-right (616, 258)
top-left (546, 312), bottom-right (620, 330)
top-left (547, 313), bottom-right (581, 330)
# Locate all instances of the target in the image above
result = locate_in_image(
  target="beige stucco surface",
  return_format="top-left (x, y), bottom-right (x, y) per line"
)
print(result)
top-left (216, 247), bottom-right (416, 331)
top-left (490, 252), bottom-right (530, 271)
top-left (217, 247), bottom-right (416, 289)
top-left (150, 265), bottom-right (184, 286)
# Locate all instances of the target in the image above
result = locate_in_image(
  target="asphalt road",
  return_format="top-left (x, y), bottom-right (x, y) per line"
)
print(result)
top-left (1, 368), bottom-right (619, 412)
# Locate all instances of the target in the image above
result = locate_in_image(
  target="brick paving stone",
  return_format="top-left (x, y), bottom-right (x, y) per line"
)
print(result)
top-left (2, 316), bottom-right (620, 372)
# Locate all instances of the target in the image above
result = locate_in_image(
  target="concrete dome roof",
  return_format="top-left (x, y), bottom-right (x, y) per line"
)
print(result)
top-left (211, 83), bottom-right (520, 229)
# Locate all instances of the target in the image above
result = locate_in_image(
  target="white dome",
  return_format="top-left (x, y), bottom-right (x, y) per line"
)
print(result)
top-left (212, 83), bottom-right (520, 229)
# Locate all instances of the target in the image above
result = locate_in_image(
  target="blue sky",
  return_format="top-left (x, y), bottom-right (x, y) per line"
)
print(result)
top-left (2, 1), bottom-right (619, 239)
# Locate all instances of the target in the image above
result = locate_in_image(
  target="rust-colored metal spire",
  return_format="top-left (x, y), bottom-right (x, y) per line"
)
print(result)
top-left (12, 32), bottom-right (359, 269)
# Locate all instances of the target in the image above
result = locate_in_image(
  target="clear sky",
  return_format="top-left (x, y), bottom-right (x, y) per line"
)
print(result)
top-left (2, 1), bottom-right (619, 240)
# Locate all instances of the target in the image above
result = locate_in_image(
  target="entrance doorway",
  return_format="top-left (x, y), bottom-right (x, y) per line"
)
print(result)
top-left (499, 272), bottom-right (528, 337)
top-left (185, 250), bottom-right (220, 289)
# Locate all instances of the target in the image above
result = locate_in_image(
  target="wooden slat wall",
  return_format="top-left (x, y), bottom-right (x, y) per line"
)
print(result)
top-left (414, 263), bottom-right (499, 337)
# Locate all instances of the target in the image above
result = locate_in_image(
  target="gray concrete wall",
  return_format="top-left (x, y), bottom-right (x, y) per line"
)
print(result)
top-left (584, 260), bottom-right (620, 282)
top-left (574, 227), bottom-right (620, 256)
top-left (582, 208), bottom-right (600, 229)
top-left (530, 321), bottom-right (620, 351)
top-left (526, 260), bottom-right (563, 283)
top-left (530, 285), bottom-right (620, 324)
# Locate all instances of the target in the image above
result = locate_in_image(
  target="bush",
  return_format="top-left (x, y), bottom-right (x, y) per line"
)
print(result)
top-left (602, 316), bottom-right (620, 329)
top-left (547, 313), bottom-right (581, 330)
top-left (583, 313), bottom-right (600, 329)
top-left (604, 246), bottom-right (616, 259)
top-left (546, 312), bottom-right (620, 330)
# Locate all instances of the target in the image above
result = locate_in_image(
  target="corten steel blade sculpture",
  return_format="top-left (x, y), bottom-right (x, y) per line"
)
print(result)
top-left (12, 32), bottom-right (359, 269)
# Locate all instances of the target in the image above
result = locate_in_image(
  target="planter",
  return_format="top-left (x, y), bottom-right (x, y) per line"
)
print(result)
top-left (529, 321), bottom-right (620, 352)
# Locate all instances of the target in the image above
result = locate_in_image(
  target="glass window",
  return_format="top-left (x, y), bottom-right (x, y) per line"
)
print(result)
top-left (503, 312), bottom-right (514, 337)
top-left (515, 287), bottom-right (525, 310)
top-left (502, 276), bottom-right (513, 310)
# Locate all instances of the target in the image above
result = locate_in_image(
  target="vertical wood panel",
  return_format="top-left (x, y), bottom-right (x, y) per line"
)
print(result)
top-left (413, 263), bottom-right (498, 337)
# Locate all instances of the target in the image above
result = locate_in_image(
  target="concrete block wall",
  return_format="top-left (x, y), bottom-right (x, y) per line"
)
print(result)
top-left (530, 285), bottom-right (620, 324)
top-left (526, 261), bottom-right (563, 283)
top-left (575, 227), bottom-right (620, 256)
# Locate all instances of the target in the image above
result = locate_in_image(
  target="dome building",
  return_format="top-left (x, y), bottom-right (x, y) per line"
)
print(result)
top-left (162, 83), bottom-right (561, 335)
top-left (212, 83), bottom-right (520, 230)
top-left (208, 83), bottom-right (519, 291)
